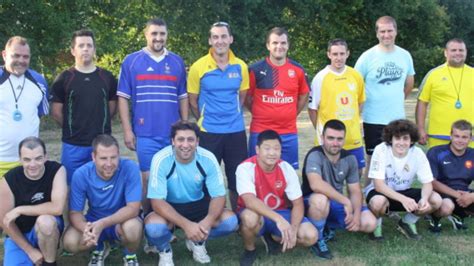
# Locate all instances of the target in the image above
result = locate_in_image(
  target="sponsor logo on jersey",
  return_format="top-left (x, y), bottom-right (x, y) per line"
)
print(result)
top-left (288, 69), bottom-right (296, 78)
top-left (466, 160), bottom-right (473, 169)
top-left (262, 90), bottom-right (294, 104)
top-left (376, 62), bottom-right (403, 85)
top-left (228, 72), bottom-right (240, 79)
top-left (31, 192), bottom-right (45, 203)
top-left (263, 193), bottom-right (281, 210)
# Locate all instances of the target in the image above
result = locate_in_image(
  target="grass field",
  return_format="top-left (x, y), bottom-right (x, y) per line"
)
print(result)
top-left (1, 90), bottom-right (473, 265)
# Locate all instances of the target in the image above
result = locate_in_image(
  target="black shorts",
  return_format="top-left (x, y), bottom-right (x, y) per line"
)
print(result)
top-left (366, 188), bottom-right (421, 212)
top-left (363, 123), bottom-right (385, 155)
top-left (199, 130), bottom-right (247, 192)
top-left (439, 192), bottom-right (474, 218)
top-left (170, 197), bottom-right (210, 223)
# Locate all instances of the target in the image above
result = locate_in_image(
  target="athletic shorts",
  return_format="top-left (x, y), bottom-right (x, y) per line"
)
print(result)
top-left (62, 142), bottom-right (93, 185)
top-left (85, 214), bottom-right (121, 249)
top-left (3, 216), bottom-right (64, 266)
top-left (249, 132), bottom-right (299, 169)
top-left (439, 191), bottom-right (474, 218)
top-left (0, 161), bottom-right (21, 179)
top-left (239, 209), bottom-right (310, 237)
top-left (136, 136), bottom-right (170, 172)
top-left (170, 197), bottom-right (210, 223)
top-left (366, 188), bottom-right (421, 212)
top-left (363, 123), bottom-right (385, 155)
top-left (347, 146), bottom-right (366, 169)
top-left (199, 131), bottom-right (247, 192)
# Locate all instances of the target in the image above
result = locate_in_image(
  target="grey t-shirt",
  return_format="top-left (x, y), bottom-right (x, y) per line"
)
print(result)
top-left (302, 146), bottom-right (359, 196)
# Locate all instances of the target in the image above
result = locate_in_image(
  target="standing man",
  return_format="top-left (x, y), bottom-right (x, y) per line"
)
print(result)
top-left (0, 137), bottom-right (67, 265)
top-left (51, 29), bottom-right (117, 184)
top-left (237, 130), bottom-right (317, 266)
top-left (302, 120), bottom-right (376, 260)
top-left (427, 120), bottom-right (474, 232)
top-left (188, 21), bottom-right (249, 210)
top-left (416, 38), bottom-right (474, 148)
top-left (246, 27), bottom-right (309, 169)
top-left (63, 134), bottom-right (142, 266)
top-left (145, 121), bottom-right (238, 266)
top-left (308, 39), bottom-right (366, 171)
top-left (0, 36), bottom-right (49, 178)
top-left (355, 16), bottom-right (415, 184)
top-left (118, 18), bottom-right (188, 210)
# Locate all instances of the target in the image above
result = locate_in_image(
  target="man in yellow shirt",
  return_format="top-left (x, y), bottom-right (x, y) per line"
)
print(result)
top-left (416, 38), bottom-right (474, 148)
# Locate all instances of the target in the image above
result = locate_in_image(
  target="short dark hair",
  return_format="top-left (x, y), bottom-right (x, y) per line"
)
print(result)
top-left (266, 27), bottom-right (289, 44)
top-left (323, 119), bottom-right (346, 135)
top-left (71, 29), bottom-right (95, 48)
top-left (375, 16), bottom-right (397, 32)
top-left (257, 130), bottom-right (282, 146)
top-left (18, 136), bottom-right (46, 156)
top-left (327, 38), bottom-right (348, 52)
top-left (145, 18), bottom-right (167, 31)
top-left (92, 134), bottom-right (119, 153)
top-left (445, 38), bottom-right (465, 49)
top-left (171, 121), bottom-right (200, 140)
top-left (451, 119), bottom-right (472, 136)
top-left (209, 21), bottom-right (232, 37)
top-left (382, 119), bottom-right (419, 146)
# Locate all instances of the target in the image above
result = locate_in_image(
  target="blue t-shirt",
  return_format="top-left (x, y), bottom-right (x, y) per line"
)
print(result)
top-left (69, 158), bottom-right (142, 221)
top-left (354, 45), bottom-right (415, 125)
top-left (148, 146), bottom-right (226, 203)
top-left (427, 144), bottom-right (474, 191)
top-left (117, 48), bottom-right (187, 137)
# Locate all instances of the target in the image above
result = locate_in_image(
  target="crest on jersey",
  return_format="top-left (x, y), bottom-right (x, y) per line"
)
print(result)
top-left (288, 69), bottom-right (296, 78)
top-left (165, 63), bottom-right (171, 74)
top-left (466, 160), bottom-right (473, 169)
top-left (275, 180), bottom-right (283, 190)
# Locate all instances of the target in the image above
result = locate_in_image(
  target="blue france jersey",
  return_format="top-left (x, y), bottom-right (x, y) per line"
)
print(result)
top-left (117, 49), bottom-right (187, 137)
top-left (148, 146), bottom-right (226, 203)
top-left (69, 158), bottom-right (142, 221)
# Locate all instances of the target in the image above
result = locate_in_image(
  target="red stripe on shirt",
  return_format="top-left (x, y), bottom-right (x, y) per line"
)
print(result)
top-left (136, 74), bottom-right (177, 81)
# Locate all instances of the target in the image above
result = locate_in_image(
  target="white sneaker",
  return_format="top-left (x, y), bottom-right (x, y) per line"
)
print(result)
top-left (144, 241), bottom-right (159, 254)
top-left (88, 243), bottom-right (111, 266)
top-left (158, 249), bottom-right (174, 266)
top-left (185, 240), bottom-right (211, 264)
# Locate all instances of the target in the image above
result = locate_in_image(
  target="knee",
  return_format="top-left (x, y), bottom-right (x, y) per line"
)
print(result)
top-left (145, 223), bottom-right (170, 239)
top-left (62, 227), bottom-right (82, 253)
top-left (369, 197), bottom-right (388, 216)
top-left (239, 209), bottom-right (261, 230)
top-left (121, 218), bottom-right (143, 241)
top-left (360, 212), bottom-right (377, 233)
top-left (307, 194), bottom-right (329, 218)
top-left (438, 199), bottom-right (455, 216)
top-left (429, 192), bottom-right (443, 210)
top-left (298, 223), bottom-right (318, 246)
top-left (35, 215), bottom-right (57, 237)
top-left (216, 213), bottom-right (239, 234)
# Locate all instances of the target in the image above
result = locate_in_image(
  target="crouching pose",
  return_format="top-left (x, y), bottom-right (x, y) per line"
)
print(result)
top-left (145, 121), bottom-right (238, 266)
top-left (365, 119), bottom-right (442, 240)
top-left (237, 130), bottom-right (317, 266)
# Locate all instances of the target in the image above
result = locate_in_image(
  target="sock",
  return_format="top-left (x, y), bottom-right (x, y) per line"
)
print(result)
top-left (122, 248), bottom-right (134, 256)
top-left (208, 214), bottom-right (238, 239)
top-left (309, 218), bottom-right (326, 241)
top-left (145, 223), bottom-right (172, 252)
top-left (42, 262), bottom-right (56, 266)
top-left (376, 217), bottom-right (382, 226)
top-left (402, 213), bottom-right (419, 224)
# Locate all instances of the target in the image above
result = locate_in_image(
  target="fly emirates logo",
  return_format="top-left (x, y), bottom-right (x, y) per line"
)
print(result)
top-left (262, 90), bottom-right (294, 104)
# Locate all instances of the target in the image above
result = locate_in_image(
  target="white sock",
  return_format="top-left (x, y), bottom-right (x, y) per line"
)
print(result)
top-left (376, 217), bottom-right (383, 226)
top-left (403, 213), bottom-right (419, 224)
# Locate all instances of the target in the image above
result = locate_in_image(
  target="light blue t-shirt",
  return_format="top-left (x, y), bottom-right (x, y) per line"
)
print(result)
top-left (69, 158), bottom-right (142, 221)
top-left (148, 146), bottom-right (226, 203)
top-left (355, 45), bottom-right (415, 125)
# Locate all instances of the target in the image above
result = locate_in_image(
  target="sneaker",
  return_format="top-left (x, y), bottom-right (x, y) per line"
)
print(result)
top-left (323, 227), bottom-right (336, 242)
top-left (144, 241), bottom-right (159, 254)
top-left (311, 239), bottom-right (333, 260)
top-left (158, 249), bottom-right (174, 266)
top-left (397, 219), bottom-right (421, 240)
top-left (88, 244), bottom-right (110, 266)
top-left (428, 215), bottom-right (442, 234)
top-left (370, 224), bottom-right (384, 241)
top-left (123, 254), bottom-right (139, 266)
top-left (260, 233), bottom-right (281, 255)
top-left (239, 249), bottom-right (257, 266)
top-left (448, 215), bottom-right (468, 230)
top-left (185, 240), bottom-right (211, 264)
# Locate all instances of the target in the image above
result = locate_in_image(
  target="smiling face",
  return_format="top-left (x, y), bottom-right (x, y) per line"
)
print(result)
top-left (20, 146), bottom-right (46, 179)
top-left (445, 41), bottom-right (467, 68)
top-left (172, 129), bottom-right (198, 164)
top-left (328, 44), bottom-right (349, 72)
top-left (209, 26), bottom-right (233, 57)
top-left (145, 24), bottom-right (168, 56)
top-left (256, 139), bottom-right (282, 171)
top-left (2, 42), bottom-right (30, 76)
top-left (376, 22), bottom-right (397, 48)
top-left (71, 36), bottom-right (95, 66)
top-left (450, 128), bottom-right (471, 155)
top-left (92, 144), bottom-right (119, 180)
top-left (267, 33), bottom-right (289, 63)
top-left (391, 134), bottom-right (411, 158)
top-left (322, 128), bottom-right (345, 156)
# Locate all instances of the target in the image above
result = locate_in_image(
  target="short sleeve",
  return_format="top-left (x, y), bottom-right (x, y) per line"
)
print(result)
top-left (187, 63), bottom-right (201, 94)
top-left (236, 162), bottom-right (256, 196)
top-left (281, 162), bottom-right (303, 201)
top-left (305, 150), bottom-right (324, 177)
top-left (69, 167), bottom-right (87, 212)
top-left (417, 70), bottom-right (433, 102)
top-left (203, 155), bottom-right (226, 198)
top-left (346, 155), bottom-right (360, 184)
top-left (298, 67), bottom-right (310, 95)
top-left (368, 144), bottom-right (387, 180)
top-left (415, 149), bottom-right (434, 184)
top-left (107, 72), bottom-right (118, 101)
top-left (308, 73), bottom-right (323, 110)
top-left (239, 62), bottom-right (250, 91)
top-left (50, 71), bottom-right (67, 103)
top-left (147, 153), bottom-right (170, 200)
top-left (117, 56), bottom-right (132, 99)
top-left (124, 160), bottom-right (142, 203)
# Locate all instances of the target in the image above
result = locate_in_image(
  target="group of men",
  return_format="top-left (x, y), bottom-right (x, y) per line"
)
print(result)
top-left (0, 14), bottom-right (472, 266)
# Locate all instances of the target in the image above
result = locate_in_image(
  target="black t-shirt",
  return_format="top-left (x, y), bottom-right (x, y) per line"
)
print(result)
top-left (4, 161), bottom-right (62, 233)
top-left (51, 67), bottom-right (117, 146)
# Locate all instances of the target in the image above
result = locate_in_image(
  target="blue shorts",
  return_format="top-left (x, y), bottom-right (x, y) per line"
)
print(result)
top-left (136, 136), bottom-right (170, 171)
top-left (61, 142), bottom-right (93, 185)
top-left (85, 214), bottom-right (121, 250)
top-left (249, 133), bottom-right (299, 169)
top-left (240, 209), bottom-right (310, 237)
top-left (4, 216), bottom-right (64, 266)
top-left (346, 146), bottom-right (366, 169)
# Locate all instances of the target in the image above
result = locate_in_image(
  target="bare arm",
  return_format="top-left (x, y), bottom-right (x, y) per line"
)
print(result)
top-left (108, 100), bottom-right (117, 119)
top-left (239, 90), bottom-right (248, 108)
top-left (188, 93), bottom-right (200, 120)
top-left (118, 96), bottom-right (135, 151)
top-left (297, 93), bottom-right (308, 115)
top-left (51, 102), bottom-right (63, 127)
top-left (415, 100), bottom-right (429, 145)
top-left (307, 108), bottom-right (318, 129)
top-left (179, 97), bottom-right (189, 121)
top-left (96, 201), bottom-right (140, 229)
top-left (432, 180), bottom-right (460, 199)
top-left (307, 172), bottom-right (350, 206)
top-left (403, 75), bottom-right (415, 99)
top-left (347, 183), bottom-right (363, 231)
top-left (244, 93), bottom-right (253, 111)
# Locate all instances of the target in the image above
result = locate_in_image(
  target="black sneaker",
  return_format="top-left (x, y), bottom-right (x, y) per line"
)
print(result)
top-left (240, 249), bottom-right (257, 266)
top-left (260, 233), bottom-right (281, 255)
top-left (323, 226), bottom-right (336, 242)
top-left (448, 215), bottom-right (468, 230)
top-left (397, 219), bottom-right (422, 240)
top-left (311, 239), bottom-right (333, 260)
top-left (369, 224), bottom-right (384, 241)
top-left (428, 215), bottom-right (442, 234)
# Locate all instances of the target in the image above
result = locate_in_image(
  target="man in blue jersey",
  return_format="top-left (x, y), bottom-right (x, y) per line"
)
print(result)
top-left (117, 18), bottom-right (188, 212)
top-left (145, 121), bottom-right (238, 266)
top-left (62, 134), bottom-right (142, 266)
top-left (427, 120), bottom-right (474, 232)
top-left (188, 22), bottom-right (249, 210)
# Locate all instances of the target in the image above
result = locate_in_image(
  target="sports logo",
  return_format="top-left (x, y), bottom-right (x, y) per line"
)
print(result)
top-left (139, 118), bottom-right (145, 125)
top-left (31, 192), bottom-right (44, 203)
top-left (275, 180), bottom-right (283, 190)
top-left (228, 72), bottom-right (240, 79)
top-left (466, 160), bottom-right (473, 169)
top-left (164, 63), bottom-right (171, 74)
top-left (263, 193), bottom-right (281, 210)
top-left (288, 69), bottom-right (296, 78)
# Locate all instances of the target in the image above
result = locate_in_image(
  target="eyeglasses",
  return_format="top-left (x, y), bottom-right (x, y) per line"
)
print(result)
top-left (212, 21), bottom-right (229, 27)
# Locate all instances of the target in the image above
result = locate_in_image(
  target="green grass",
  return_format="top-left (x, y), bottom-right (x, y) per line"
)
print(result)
top-left (2, 90), bottom-right (474, 265)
